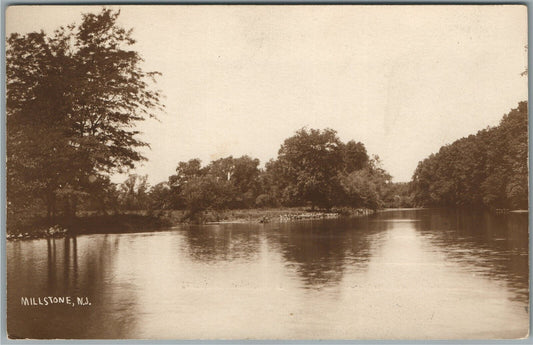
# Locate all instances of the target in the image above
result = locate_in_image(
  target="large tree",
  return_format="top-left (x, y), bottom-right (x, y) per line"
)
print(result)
top-left (263, 128), bottom-right (378, 209)
top-left (273, 128), bottom-right (345, 209)
top-left (7, 9), bottom-right (163, 221)
top-left (207, 156), bottom-right (261, 207)
top-left (168, 159), bottom-right (205, 209)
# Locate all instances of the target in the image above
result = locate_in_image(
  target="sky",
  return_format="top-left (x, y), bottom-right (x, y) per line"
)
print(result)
top-left (6, 5), bottom-right (528, 184)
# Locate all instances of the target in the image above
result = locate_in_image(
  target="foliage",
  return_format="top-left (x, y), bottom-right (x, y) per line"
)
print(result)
top-left (263, 128), bottom-right (390, 210)
top-left (275, 128), bottom-right (344, 207)
top-left (167, 156), bottom-right (262, 216)
top-left (180, 175), bottom-right (233, 216)
top-left (207, 156), bottom-right (261, 208)
top-left (266, 128), bottom-right (360, 209)
top-left (339, 156), bottom-right (392, 210)
top-left (148, 182), bottom-right (173, 210)
top-left (160, 129), bottom-right (390, 215)
top-left (342, 140), bottom-right (369, 173)
top-left (117, 174), bottom-right (150, 211)
top-left (6, 9), bottom-right (162, 222)
top-left (412, 102), bottom-right (528, 209)
top-left (381, 182), bottom-right (414, 208)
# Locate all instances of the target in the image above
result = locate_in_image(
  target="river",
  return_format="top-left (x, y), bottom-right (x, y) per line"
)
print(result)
top-left (6, 209), bottom-right (529, 339)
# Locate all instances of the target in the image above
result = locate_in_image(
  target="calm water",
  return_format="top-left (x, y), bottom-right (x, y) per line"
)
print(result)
top-left (7, 209), bottom-right (529, 339)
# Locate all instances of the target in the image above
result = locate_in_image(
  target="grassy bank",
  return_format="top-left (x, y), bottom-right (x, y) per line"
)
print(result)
top-left (7, 207), bottom-right (374, 240)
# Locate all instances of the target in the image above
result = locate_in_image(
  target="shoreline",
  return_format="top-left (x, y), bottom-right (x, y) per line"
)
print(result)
top-left (9, 206), bottom-right (527, 241)
top-left (6, 207), bottom-right (375, 240)
top-left (204, 207), bottom-right (373, 225)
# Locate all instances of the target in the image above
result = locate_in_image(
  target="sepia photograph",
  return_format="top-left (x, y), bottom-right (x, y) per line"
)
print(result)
top-left (4, 5), bottom-right (529, 340)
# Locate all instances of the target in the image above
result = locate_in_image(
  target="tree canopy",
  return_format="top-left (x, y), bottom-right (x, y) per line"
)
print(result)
top-left (412, 102), bottom-right (528, 209)
top-left (272, 128), bottom-right (345, 209)
top-left (154, 128), bottom-right (389, 217)
top-left (7, 9), bottom-right (163, 221)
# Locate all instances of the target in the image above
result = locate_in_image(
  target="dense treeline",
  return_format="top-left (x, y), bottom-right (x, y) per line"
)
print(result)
top-left (105, 128), bottom-right (399, 219)
top-left (412, 102), bottom-right (528, 210)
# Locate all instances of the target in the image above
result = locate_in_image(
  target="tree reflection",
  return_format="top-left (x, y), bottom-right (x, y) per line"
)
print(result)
top-left (8, 235), bottom-right (140, 339)
top-left (178, 218), bottom-right (389, 290)
top-left (181, 224), bottom-right (263, 263)
top-left (414, 208), bottom-right (528, 302)
top-left (266, 217), bottom-right (388, 289)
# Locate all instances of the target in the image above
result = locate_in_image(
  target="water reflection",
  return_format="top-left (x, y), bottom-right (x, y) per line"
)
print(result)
top-left (412, 209), bottom-right (528, 301)
top-left (267, 218), bottom-right (388, 289)
top-left (181, 224), bottom-right (263, 263)
top-left (179, 219), bottom-right (389, 290)
top-left (8, 235), bottom-right (141, 339)
top-left (7, 209), bottom-right (529, 339)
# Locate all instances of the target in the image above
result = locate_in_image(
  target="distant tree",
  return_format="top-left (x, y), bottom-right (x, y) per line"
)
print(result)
top-left (161, 131), bottom-right (391, 213)
top-left (261, 128), bottom-right (390, 209)
top-left (340, 169), bottom-right (380, 210)
top-left (170, 159), bottom-right (204, 186)
top-left (228, 156), bottom-right (261, 197)
top-left (168, 155), bottom-right (262, 214)
top-left (340, 155), bottom-right (391, 210)
top-left (381, 182), bottom-right (414, 208)
top-left (342, 140), bottom-right (369, 173)
top-left (180, 175), bottom-right (233, 216)
top-left (262, 158), bottom-right (290, 206)
top-left (6, 9), bottom-right (162, 222)
top-left (78, 175), bottom-right (120, 215)
top-left (207, 156), bottom-right (261, 207)
top-left (483, 101), bottom-right (528, 209)
top-left (273, 128), bottom-right (345, 209)
top-left (168, 159), bottom-right (206, 209)
top-left (148, 182), bottom-right (172, 210)
top-left (412, 102), bottom-right (528, 210)
top-left (117, 174), bottom-right (150, 210)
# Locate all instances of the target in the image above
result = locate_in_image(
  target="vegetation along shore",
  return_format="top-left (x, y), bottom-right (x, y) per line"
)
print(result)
top-left (6, 10), bottom-right (528, 240)
top-left (6, 207), bottom-right (375, 240)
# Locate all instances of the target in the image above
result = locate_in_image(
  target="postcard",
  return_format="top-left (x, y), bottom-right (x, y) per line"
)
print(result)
top-left (5, 5), bottom-right (528, 339)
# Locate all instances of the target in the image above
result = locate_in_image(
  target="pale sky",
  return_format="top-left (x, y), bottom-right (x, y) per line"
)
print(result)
top-left (6, 5), bottom-right (528, 184)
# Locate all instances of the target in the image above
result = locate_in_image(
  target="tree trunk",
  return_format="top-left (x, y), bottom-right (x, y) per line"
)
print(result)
top-left (47, 203), bottom-right (52, 224)
top-left (64, 195), bottom-right (77, 227)
top-left (45, 191), bottom-right (56, 224)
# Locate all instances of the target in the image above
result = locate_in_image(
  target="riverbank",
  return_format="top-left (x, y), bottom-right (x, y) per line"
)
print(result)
top-left (6, 207), bottom-right (375, 240)
top-left (6, 214), bottom-right (173, 240)
top-left (165, 207), bottom-right (373, 225)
